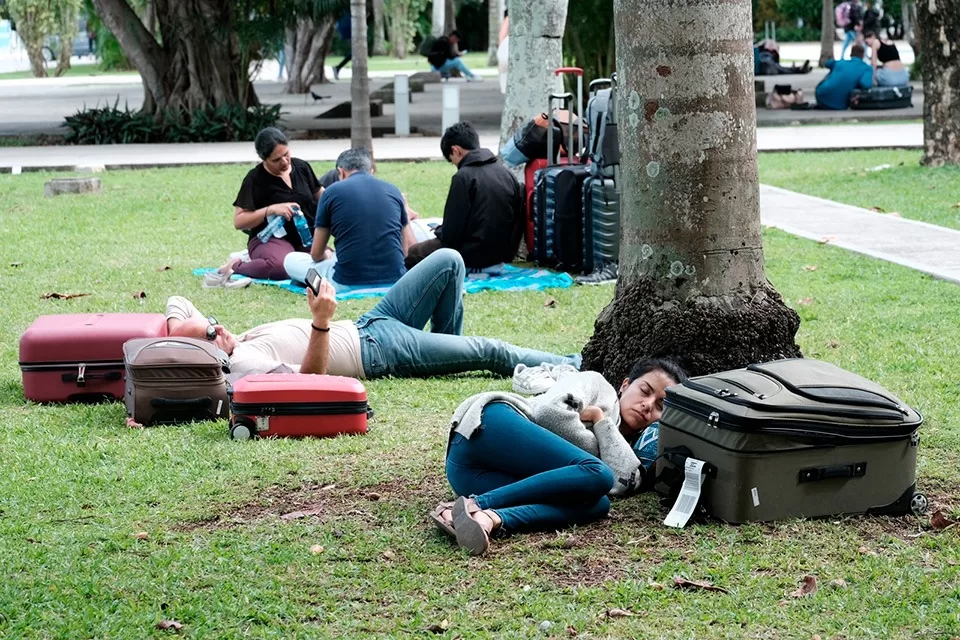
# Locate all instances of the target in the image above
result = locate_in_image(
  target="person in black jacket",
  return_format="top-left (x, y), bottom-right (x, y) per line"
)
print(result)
top-left (405, 121), bottom-right (523, 271)
top-left (426, 31), bottom-right (481, 81)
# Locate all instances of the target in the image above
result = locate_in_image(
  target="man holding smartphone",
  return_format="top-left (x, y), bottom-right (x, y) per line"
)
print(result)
top-left (166, 249), bottom-right (579, 378)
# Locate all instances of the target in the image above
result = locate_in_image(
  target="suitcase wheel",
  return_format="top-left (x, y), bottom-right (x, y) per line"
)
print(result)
top-left (230, 417), bottom-right (257, 441)
top-left (910, 492), bottom-right (928, 516)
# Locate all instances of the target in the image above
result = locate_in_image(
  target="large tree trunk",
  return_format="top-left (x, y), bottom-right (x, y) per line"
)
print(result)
top-left (498, 0), bottom-right (568, 151)
top-left (285, 17), bottom-right (336, 94)
top-left (351, 0), bottom-right (373, 152)
top-left (819, 0), bottom-right (835, 67)
top-left (487, 0), bottom-right (500, 66)
top-left (916, 0), bottom-right (959, 166)
top-left (54, 2), bottom-right (80, 78)
top-left (444, 0), bottom-right (457, 34)
top-left (387, 0), bottom-right (409, 59)
top-left (431, 0), bottom-right (444, 37)
top-left (7, 1), bottom-right (53, 78)
top-left (582, 0), bottom-right (801, 381)
top-left (92, 0), bottom-right (257, 117)
top-left (372, 0), bottom-right (388, 56)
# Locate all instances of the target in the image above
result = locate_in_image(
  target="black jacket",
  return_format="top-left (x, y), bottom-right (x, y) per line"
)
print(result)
top-left (427, 37), bottom-right (455, 69)
top-left (441, 148), bottom-right (523, 268)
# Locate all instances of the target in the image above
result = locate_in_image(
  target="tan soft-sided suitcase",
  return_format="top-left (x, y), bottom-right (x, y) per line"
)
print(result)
top-left (123, 337), bottom-right (229, 425)
top-left (656, 358), bottom-right (926, 523)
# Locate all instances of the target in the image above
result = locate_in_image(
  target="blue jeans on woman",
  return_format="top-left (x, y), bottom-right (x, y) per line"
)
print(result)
top-left (445, 402), bottom-right (615, 535)
top-left (356, 249), bottom-right (580, 378)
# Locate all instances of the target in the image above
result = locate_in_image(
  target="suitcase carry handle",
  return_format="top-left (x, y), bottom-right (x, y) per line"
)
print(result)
top-left (547, 92), bottom-right (574, 165)
top-left (62, 369), bottom-right (122, 386)
top-left (798, 462), bottom-right (866, 483)
top-left (553, 67), bottom-right (584, 159)
top-left (150, 396), bottom-right (212, 409)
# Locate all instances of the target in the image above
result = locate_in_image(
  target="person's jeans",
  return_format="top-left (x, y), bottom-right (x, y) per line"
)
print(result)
top-left (446, 402), bottom-right (614, 535)
top-left (283, 252), bottom-right (345, 291)
top-left (432, 57), bottom-right (475, 79)
top-left (356, 248), bottom-right (580, 378)
top-left (840, 29), bottom-right (858, 59)
top-left (876, 66), bottom-right (910, 87)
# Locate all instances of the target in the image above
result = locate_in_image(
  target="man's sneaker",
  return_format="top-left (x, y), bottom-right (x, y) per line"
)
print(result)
top-left (512, 364), bottom-right (559, 395)
top-left (466, 75), bottom-right (484, 82)
top-left (575, 262), bottom-right (618, 286)
top-left (549, 363), bottom-right (579, 382)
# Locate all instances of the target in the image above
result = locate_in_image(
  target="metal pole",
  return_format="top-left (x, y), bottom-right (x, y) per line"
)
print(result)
top-left (394, 74), bottom-right (410, 136)
top-left (441, 84), bottom-right (460, 133)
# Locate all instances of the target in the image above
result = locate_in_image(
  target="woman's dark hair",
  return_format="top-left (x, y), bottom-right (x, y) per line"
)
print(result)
top-left (863, 30), bottom-right (878, 40)
top-left (254, 127), bottom-right (288, 160)
top-left (627, 357), bottom-right (688, 384)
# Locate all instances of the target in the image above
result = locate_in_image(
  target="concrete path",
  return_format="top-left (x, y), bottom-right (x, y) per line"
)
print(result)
top-left (760, 185), bottom-right (960, 286)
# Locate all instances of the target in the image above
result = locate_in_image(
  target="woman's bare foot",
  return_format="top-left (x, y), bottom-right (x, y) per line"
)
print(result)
top-left (218, 257), bottom-right (242, 276)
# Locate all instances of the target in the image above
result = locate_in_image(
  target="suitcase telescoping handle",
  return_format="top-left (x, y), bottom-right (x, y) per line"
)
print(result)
top-left (547, 91), bottom-right (574, 166)
top-left (554, 67), bottom-right (584, 157)
top-left (798, 462), bottom-right (866, 483)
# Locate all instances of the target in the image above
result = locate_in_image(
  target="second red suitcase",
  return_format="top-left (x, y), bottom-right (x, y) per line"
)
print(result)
top-left (19, 313), bottom-right (168, 403)
top-left (228, 374), bottom-right (370, 440)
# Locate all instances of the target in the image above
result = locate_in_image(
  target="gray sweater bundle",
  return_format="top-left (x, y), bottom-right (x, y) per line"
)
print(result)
top-left (449, 372), bottom-right (643, 496)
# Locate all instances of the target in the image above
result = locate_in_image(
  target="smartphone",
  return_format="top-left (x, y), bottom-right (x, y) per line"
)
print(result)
top-left (305, 268), bottom-right (323, 296)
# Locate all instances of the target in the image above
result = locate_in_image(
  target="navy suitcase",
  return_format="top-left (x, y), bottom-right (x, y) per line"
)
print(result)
top-left (849, 85), bottom-right (913, 110)
top-left (533, 164), bottom-right (590, 271)
top-left (582, 176), bottom-right (620, 274)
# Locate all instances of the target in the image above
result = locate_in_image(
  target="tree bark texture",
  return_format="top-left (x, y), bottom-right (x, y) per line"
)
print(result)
top-left (285, 17), bottom-right (336, 94)
top-left (902, 0), bottom-right (919, 54)
top-left (581, 0), bottom-right (801, 382)
top-left (351, 0), bottom-right (373, 152)
top-left (54, 1), bottom-right (80, 77)
top-left (431, 0), bottom-right (445, 37)
top-left (497, 0), bottom-right (568, 151)
top-left (487, 0), bottom-right (500, 66)
top-left (372, 0), bottom-right (388, 56)
top-left (92, 0), bottom-right (257, 116)
top-left (916, 0), bottom-right (959, 165)
top-left (7, 0), bottom-right (54, 78)
top-left (444, 0), bottom-right (457, 34)
top-left (819, 0), bottom-right (835, 67)
top-left (387, 0), bottom-right (409, 59)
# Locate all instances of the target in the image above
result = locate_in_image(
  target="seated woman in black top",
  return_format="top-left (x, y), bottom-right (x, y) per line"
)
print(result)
top-left (216, 128), bottom-right (326, 282)
top-left (864, 32), bottom-right (909, 87)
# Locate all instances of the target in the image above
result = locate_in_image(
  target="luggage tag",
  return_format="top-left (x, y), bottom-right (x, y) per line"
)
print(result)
top-left (663, 457), bottom-right (707, 529)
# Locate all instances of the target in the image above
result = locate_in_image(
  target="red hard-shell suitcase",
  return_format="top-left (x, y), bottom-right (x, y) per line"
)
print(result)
top-left (19, 313), bottom-right (168, 402)
top-left (228, 373), bottom-right (370, 440)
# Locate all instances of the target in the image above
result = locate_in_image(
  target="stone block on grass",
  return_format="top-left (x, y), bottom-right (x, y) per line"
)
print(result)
top-left (44, 177), bottom-right (102, 197)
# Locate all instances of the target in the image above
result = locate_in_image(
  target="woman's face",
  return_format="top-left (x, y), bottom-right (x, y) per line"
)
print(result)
top-left (618, 369), bottom-right (676, 437)
top-left (263, 144), bottom-right (292, 175)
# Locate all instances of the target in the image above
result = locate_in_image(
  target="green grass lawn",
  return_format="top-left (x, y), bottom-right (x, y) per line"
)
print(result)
top-left (1, 162), bottom-right (959, 638)
top-left (0, 62), bottom-right (137, 81)
top-left (365, 51), bottom-right (493, 73)
top-left (759, 149), bottom-right (960, 230)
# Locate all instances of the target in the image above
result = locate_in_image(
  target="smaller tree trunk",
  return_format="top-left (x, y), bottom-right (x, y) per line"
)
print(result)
top-left (54, 2), bottom-right (79, 78)
top-left (388, 0), bottom-right (409, 59)
top-left (487, 0), bottom-right (500, 66)
top-left (819, 0), bottom-right (835, 67)
top-left (351, 0), bottom-right (373, 152)
top-left (443, 0), bottom-right (456, 34)
top-left (916, 0), bottom-right (959, 166)
top-left (372, 0), bottom-right (388, 56)
top-left (902, 0), bottom-right (919, 55)
top-left (285, 18), bottom-right (335, 94)
top-left (431, 0), bottom-right (444, 36)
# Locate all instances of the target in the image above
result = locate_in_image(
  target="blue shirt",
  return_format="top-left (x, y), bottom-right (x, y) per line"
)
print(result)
top-left (816, 58), bottom-right (873, 110)
top-left (314, 172), bottom-right (408, 286)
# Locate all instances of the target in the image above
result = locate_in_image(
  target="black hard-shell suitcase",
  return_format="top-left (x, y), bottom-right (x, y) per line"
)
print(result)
top-left (656, 358), bottom-right (926, 523)
top-left (849, 85), bottom-right (913, 110)
top-left (582, 176), bottom-right (620, 273)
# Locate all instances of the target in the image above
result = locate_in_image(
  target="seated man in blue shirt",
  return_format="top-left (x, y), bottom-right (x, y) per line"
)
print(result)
top-left (815, 44), bottom-right (874, 110)
top-left (284, 148), bottom-right (416, 291)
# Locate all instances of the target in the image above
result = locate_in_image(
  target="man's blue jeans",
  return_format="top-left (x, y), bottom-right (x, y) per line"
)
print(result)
top-left (431, 57), bottom-right (475, 79)
top-left (446, 402), bottom-right (615, 535)
top-left (356, 249), bottom-right (579, 378)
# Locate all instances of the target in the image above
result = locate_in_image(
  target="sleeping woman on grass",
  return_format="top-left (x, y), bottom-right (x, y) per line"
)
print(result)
top-left (430, 357), bottom-right (687, 556)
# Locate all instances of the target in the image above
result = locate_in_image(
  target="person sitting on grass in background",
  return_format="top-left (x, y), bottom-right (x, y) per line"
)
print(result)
top-left (405, 122), bottom-right (523, 272)
top-left (814, 44), bottom-right (874, 110)
top-left (207, 127), bottom-right (329, 286)
top-left (168, 248), bottom-right (580, 379)
top-left (426, 31), bottom-right (482, 81)
top-left (284, 148), bottom-right (418, 292)
top-left (863, 32), bottom-right (909, 87)
top-left (431, 357), bottom-right (686, 556)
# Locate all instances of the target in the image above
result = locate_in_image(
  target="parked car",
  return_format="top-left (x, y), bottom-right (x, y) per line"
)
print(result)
top-left (41, 16), bottom-right (93, 61)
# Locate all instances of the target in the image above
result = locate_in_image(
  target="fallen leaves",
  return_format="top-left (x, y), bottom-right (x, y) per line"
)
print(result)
top-left (790, 575), bottom-right (818, 598)
top-left (802, 265), bottom-right (818, 272)
top-left (423, 619), bottom-right (449, 633)
top-left (797, 297), bottom-right (815, 306)
top-left (826, 340), bottom-right (841, 349)
top-left (132, 531), bottom-right (149, 540)
top-left (309, 544), bottom-right (324, 555)
top-left (858, 545), bottom-right (878, 557)
top-left (541, 535), bottom-right (579, 549)
top-left (156, 265), bottom-right (172, 271)
top-left (156, 619), bottom-right (184, 631)
top-left (818, 236), bottom-right (837, 244)
top-left (382, 549), bottom-right (396, 560)
top-left (132, 291), bottom-right (147, 299)
top-left (604, 608), bottom-right (635, 618)
top-left (280, 507), bottom-right (323, 521)
top-left (41, 292), bottom-right (90, 300)
top-left (869, 206), bottom-right (886, 213)
top-left (9, 262), bottom-right (22, 267)
top-left (829, 578), bottom-right (847, 589)
top-left (365, 492), bottom-right (381, 501)
top-left (672, 576), bottom-right (729, 594)
top-left (931, 510), bottom-right (957, 530)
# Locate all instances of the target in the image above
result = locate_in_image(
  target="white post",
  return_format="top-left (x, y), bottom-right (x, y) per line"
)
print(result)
top-left (441, 84), bottom-right (459, 133)
top-left (394, 74), bottom-right (410, 136)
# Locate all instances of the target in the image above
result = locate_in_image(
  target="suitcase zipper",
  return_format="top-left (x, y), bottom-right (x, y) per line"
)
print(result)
top-left (230, 401), bottom-right (370, 416)
top-left (19, 360), bottom-right (123, 371)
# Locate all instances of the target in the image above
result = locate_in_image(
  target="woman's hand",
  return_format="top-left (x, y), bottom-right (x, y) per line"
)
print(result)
top-left (579, 405), bottom-right (605, 424)
top-left (268, 202), bottom-right (299, 220)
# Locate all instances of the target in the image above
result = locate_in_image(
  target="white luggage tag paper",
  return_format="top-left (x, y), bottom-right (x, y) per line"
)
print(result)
top-left (663, 457), bottom-right (707, 529)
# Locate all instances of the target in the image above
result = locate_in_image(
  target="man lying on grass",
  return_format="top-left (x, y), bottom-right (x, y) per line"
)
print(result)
top-left (167, 249), bottom-right (580, 378)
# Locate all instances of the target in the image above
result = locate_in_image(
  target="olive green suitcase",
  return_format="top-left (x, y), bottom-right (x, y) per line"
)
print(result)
top-left (656, 358), bottom-right (926, 523)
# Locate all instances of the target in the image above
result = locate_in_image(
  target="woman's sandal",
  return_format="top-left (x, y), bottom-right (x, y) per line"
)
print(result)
top-left (452, 496), bottom-right (490, 556)
top-left (429, 501), bottom-right (456, 540)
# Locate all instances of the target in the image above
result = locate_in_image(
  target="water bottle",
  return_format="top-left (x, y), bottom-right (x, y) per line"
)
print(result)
top-left (256, 214), bottom-right (287, 244)
top-left (291, 205), bottom-right (313, 249)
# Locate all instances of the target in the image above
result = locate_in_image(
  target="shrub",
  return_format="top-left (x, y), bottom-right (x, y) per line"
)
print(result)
top-left (64, 102), bottom-right (283, 145)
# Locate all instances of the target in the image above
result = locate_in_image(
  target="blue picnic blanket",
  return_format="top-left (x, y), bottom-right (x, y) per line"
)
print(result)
top-left (193, 264), bottom-right (573, 300)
